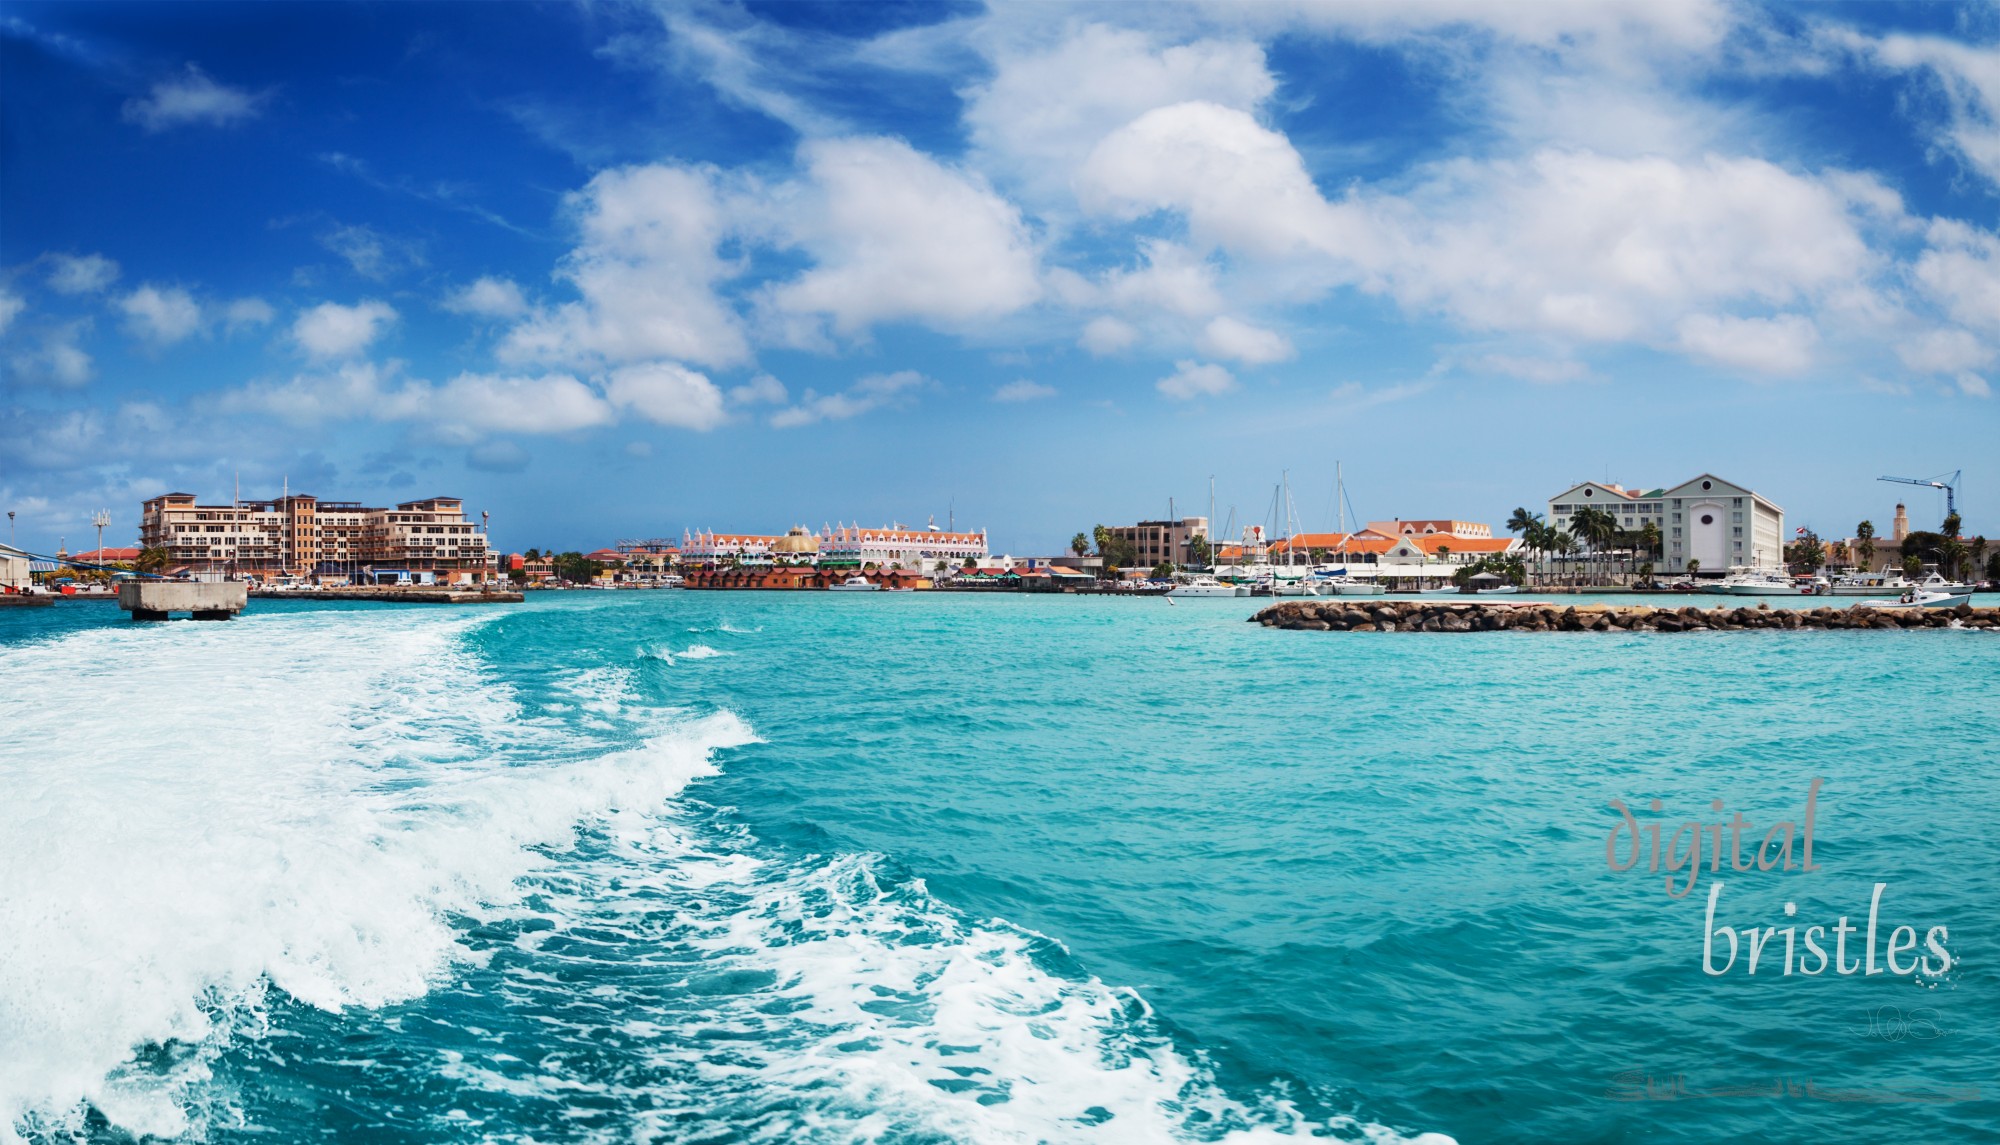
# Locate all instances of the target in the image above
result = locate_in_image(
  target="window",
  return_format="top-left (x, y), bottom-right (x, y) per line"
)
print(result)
top-left (1732, 512), bottom-right (1743, 523)
top-left (1733, 527), bottom-right (1743, 537)
top-left (1700, 514), bottom-right (1714, 526)
top-left (1732, 498), bottom-right (1743, 507)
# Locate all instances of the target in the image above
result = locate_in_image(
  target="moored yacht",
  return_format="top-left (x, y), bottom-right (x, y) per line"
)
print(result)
top-left (828, 575), bottom-right (879, 591)
top-left (1830, 572), bottom-right (1909, 597)
top-left (1714, 567), bottom-right (1798, 595)
top-left (1169, 575), bottom-right (1251, 598)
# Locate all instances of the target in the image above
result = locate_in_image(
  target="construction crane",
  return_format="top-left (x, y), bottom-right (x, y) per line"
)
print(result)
top-left (1878, 470), bottom-right (1961, 522)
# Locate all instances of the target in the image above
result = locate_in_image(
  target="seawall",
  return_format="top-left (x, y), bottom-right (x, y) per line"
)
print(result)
top-left (1251, 599), bottom-right (1998, 632)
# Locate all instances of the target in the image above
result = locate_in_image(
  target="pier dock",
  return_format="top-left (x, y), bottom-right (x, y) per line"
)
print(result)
top-left (120, 580), bottom-right (248, 621)
top-left (1253, 599), bottom-right (1998, 632)
top-left (248, 588), bottom-right (524, 604)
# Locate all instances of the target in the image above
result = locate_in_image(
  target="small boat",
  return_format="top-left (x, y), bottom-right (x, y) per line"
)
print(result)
top-left (1476, 585), bottom-right (1521, 595)
top-left (1272, 579), bottom-right (1323, 597)
top-left (1418, 585), bottom-right (1463, 596)
top-left (1324, 578), bottom-right (1386, 596)
top-left (1169, 576), bottom-right (1250, 598)
top-left (1855, 588), bottom-right (1974, 610)
top-left (828, 575), bottom-right (879, 592)
top-left (1715, 568), bottom-right (1798, 596)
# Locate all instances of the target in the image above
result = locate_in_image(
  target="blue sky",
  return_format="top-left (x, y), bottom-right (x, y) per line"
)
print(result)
top-left (3, 0), bottom-right (1997, 556)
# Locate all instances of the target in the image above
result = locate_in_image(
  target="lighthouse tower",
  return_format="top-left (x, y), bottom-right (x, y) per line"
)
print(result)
top-left (1892, 502), bottom-right (1909, 543)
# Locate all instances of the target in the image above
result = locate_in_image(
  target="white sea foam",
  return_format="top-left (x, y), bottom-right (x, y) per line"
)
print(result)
top-left (636, 643), bottom-right (728, 664)
top-left (0, 611), bottom-right (751, 1144)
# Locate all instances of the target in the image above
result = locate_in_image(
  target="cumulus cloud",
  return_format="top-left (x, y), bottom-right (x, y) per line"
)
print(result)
top-left (994, 378), bottom-right (1056, 402)
top-left (222, 361), bottom-right (615, 437)
top-left (501, 163), bottom-right (750, 370)
top-left (224, 297), bottom-right (275, 333)
top-left (770, 369), bottom-right (928, 428)
top-left (8, 320), bottom-right (93, 386)
top-left (764, 137), bottom-right (1041, 337)
top-left (1080, 316), bottom-right (1140, 355)
top-left (964, 24), bottom-right (1275, 213)
top-left (1896, 327), bottom-right (1991, 375)
top-left (1913, 219), bottom-right (2000, 331)
top-left (1198, 316), bottom-right (1293, 364)
top-left (1955, 371), bottom-right (1992, 397)
top-left (118, 285), bottom-right (203, 345)
top-left (1674, 313), bottom-right (1818, 376)
top-left (443, 276), bottom-right (529, 319)
top-left (1156, 359), bottom-right (1234, 400)
top-left (46, 253), bottom-right (120, 295)
top-left (291, 300), bottom-right (396, 360)
top-left (602, 361), bottom-right (728, 430)
top-left (0, 292), bottom-right (22, 336)
top-left (122, 64), bottom-right (265, 132)
top-left (727, 373), bottom-right (788, 405)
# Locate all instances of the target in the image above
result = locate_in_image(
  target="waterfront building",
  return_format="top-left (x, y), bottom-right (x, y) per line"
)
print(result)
top-left (1, 543), bottom-right (29, 588)
top-left (138, 492), bottom-right (491, 581)
top-left (1362, 519), bottom-right (1493, 539)
top-left (1270, 530), bottom-right (1520, 581)
top-left (1105, 517), bottom-right (1210, 567)
top-left (1546, 474), bottom-right (1783, 573)
top-left (680, 530), bottom-right (786, 566)
top-left (818, 523), bottom-right (988, 570)
top-left (70, 548), bottom-right (142, 564)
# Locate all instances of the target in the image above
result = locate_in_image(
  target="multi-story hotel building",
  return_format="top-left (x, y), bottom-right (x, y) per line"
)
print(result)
top-left (139, 492), bottom-right (492, 581)
top-left (1105, 517), bottom-right (1210, 567)
top-left (1546, 474), bottom-right (1783, 573)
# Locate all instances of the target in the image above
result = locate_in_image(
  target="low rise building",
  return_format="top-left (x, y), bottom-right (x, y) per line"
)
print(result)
top-left (1, 543), bottom-right (30, 589)
top-left (1546, 474), bottom-right (1783, 573)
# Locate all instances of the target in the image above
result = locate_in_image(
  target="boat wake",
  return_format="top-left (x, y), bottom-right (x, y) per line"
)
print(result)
top-left (0, 610), bottom-right (1447, 1145)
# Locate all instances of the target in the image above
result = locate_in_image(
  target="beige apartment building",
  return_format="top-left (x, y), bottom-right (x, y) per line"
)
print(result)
top-left (139, 492), bottom-right (492, 581)
top-left (1105, 517), bottom-right (1210, 567)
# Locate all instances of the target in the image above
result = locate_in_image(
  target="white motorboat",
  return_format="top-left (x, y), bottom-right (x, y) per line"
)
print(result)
top-left (1830, 572), bottom-right (1910, 597)
top-left (828, 575), bottom-right (879, 592)
top-left (1715, 568), bottom-right (1799, 595)
top-left (1418, 585), bottom-right (1463, 596)
top-left (1476, 585), bottom-right (1521, 595)
top-left (1916, 572), bottom-right (1977, 594)
top-left (1272, 579), bottom-right (1324, 597)
top-left (1170, 576), bottom-right (1250, 598)
top-left (1325, 579), bottom-right (1385, 596)
top-left (1855, 588), bottom-right (1974, 610)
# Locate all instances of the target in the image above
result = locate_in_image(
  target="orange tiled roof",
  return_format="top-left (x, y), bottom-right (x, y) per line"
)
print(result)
top-left (1403, 535), bottom-right (1516, 555)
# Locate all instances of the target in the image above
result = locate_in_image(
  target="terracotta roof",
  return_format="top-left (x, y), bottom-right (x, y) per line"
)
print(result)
top-left (1403, 535), bottom-right (1517, 555)
top-left (70, 548), bottom-right (142, 562)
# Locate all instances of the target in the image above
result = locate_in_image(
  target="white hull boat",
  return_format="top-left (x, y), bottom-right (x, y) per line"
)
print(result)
top-left (1170, 577), bottom-right (1250, 598)
top-left (1325, 580), bottom-right (1385, 596)
top-left (828, 575), bottom-right (880, 592)
top-left (1855, 589), bottom-right (1974, 610)
top-left (1476, 585), bottom-right (1521, 595)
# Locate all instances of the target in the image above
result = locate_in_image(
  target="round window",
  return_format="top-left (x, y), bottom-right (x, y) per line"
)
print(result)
top-left (1701, 480), bottom-right (1712, 490)
top-left (1583, 488), bottom-right (1593, 497)
top-left (1700, 514), bottom-right (1714, 525)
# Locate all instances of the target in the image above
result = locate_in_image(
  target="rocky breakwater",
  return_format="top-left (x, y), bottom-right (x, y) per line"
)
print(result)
top-left (1251, 599), bottom-right (2000, 633)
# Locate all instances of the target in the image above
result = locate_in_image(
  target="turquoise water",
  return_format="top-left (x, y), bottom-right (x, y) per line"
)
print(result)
top-left (2, 592), bottom-right (1995, 1144)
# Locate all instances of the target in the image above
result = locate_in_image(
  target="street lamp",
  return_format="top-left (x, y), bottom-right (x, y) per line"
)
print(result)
top-left (92, 509), bottom-right (110, 567)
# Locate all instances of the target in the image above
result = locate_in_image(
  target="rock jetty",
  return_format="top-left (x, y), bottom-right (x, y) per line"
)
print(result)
top-left (1251, 599), bottom-right (1998, 632)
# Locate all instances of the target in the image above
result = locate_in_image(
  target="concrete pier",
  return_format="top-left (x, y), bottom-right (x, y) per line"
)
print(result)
top-left (119, 580), bottom-right (249, 621)
top-left (1252, 598), bottom-right (1999, 632)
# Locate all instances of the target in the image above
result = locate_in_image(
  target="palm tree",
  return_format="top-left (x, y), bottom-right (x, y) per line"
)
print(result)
top-left (1568, 507), bottom-right (1617, 585)
top-left (1070, 532), bottom-right (1090, 559)
top-left (1939, 537), bottom-right (1969, 583)
top-left (1855, 519), bottom-right (1876, 571)
top-left (1506, 506), bottom-right (1542, 536)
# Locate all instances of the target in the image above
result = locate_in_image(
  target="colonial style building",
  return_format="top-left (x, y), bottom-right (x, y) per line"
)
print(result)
top-left (138, 492), bottom-right (492, 581)
top-left (1546, 474), bottom-right (1784, 573)
top-left (679, 523), bottom-right (987, 570)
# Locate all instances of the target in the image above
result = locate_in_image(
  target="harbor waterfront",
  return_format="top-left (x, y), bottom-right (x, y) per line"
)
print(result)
top-left (1252, 598), bottom-right (2000, 632)
top-left (3, 591), bottom-right (1995, 1145)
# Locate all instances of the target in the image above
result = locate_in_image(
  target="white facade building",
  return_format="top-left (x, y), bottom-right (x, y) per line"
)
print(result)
top-left (820, 523), bottom-right (988, 569)
top-left (1546, 474), bottom-right (1784, 573)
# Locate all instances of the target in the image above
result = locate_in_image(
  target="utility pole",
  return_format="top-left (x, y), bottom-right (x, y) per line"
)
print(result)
top-left (92, 510), bottom-right (110, 568)
top-left (6, 511), bottom-right (13, 548)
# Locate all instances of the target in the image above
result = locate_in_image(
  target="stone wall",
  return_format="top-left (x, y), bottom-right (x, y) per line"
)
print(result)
top-left (1250, 599), bottom-right (1997, 632)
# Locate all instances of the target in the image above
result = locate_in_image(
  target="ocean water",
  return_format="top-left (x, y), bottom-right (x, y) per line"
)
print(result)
top-left (2, 591), bottom-right (1995, 1144)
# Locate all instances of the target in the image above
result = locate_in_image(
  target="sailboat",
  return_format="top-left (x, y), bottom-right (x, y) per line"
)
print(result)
top-left (1316, 461), bottom-right (1385, 596)
top-left (1171, 475), bottom-right (1251, 596)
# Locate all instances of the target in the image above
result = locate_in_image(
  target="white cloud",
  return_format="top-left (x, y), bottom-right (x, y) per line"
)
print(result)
top-left (224, 297), bottom-right (275, 333)
top-left (7, 320), bottom-right (93, 386)
top-left (764, 136), bottom-right (1041, 337)
top-left (1098, 241), bottom-right (1225, 319)
top-left (0, 292), bottom-right (22, 336)
top-left (602, 361), bottom-right (728, 431)
top-left (1674, 313), bottom-right (1818, 376)
top-left (291, 300), bottom-right (396, 360)
top-left (46, 253), bottom-right (120, 295)
top-left (1913, 219), bottom-right (2000, 331)
top-left (770, 369), bottom-right (928, 428)
top-left (1080, 316), bottom-right (1140, 355)
top-left (118, 285), bottom-right (203, 345)
top-left (727, 373), bottom-right (788, 405)
top-left (222, 361), bottom-right (615, 436)
top-left (501, 163), bottom-right (750, 370)
top-left (122, 64), bottom-right (264, 132)
top-left (994, 378), bottom-right (1056, 402)
top-left (1470, 354), bottom-right (1592, 384)
top-left (1156, 359), bottom-right (1234, 401)
top-left (320, 224), bottom-right (423, 280)
top-left (1864, 34), bottom-right (2000, 191)
top-left (1198, 316), bottom-right (1293, 364)
top-left (1896, 327), bottom-right (1991, 375)
top-left (964, 24), bottom-right (1275, 213)
top-left (1956, 372), bottom-right (1992, 398)
top-left (443, 276), bottom-right (529, 319)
